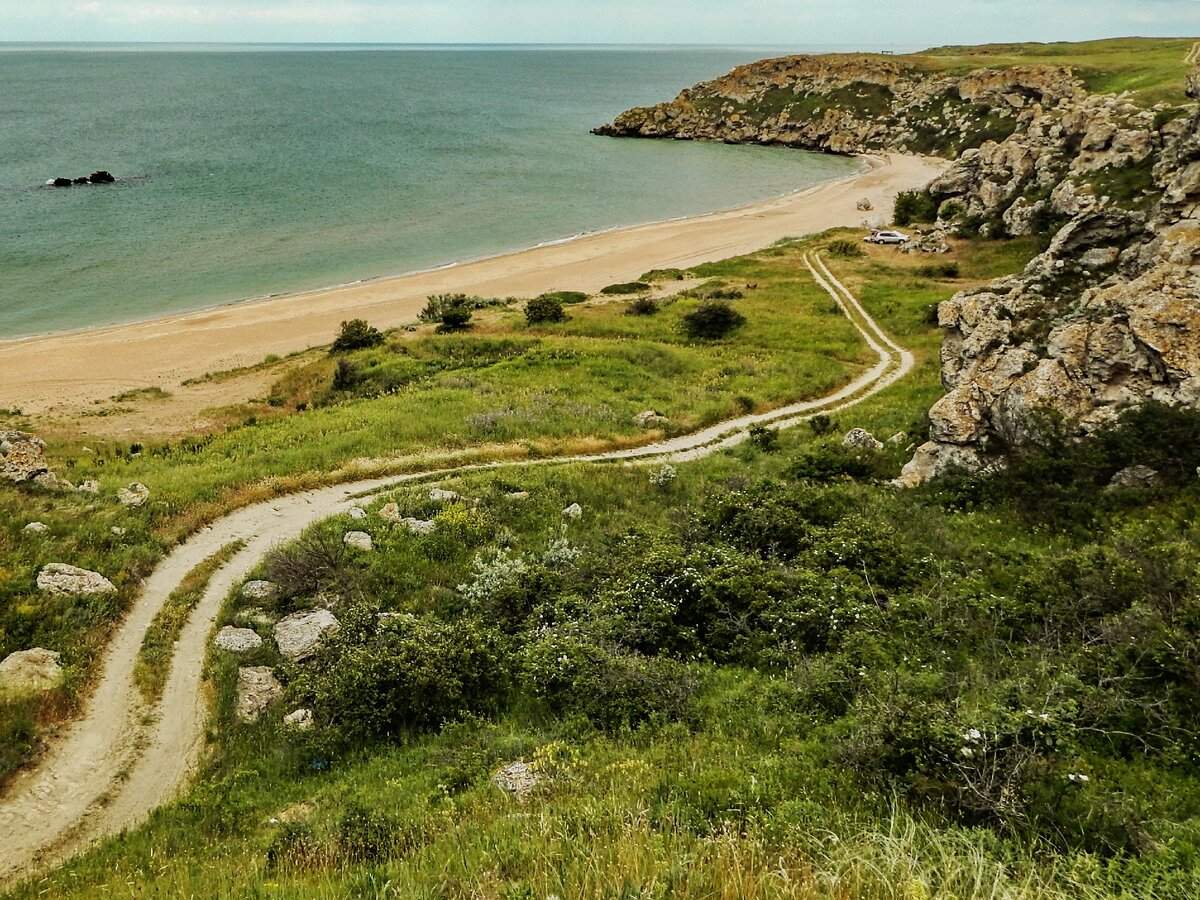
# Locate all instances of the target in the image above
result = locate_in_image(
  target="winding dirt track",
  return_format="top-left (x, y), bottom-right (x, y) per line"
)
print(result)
top-left (0, 252), bottom-right (912, 887)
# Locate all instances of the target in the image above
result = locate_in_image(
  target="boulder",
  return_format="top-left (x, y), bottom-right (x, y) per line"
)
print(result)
top-left (505, 491), bottom-right (530, 501)
top-left (0, 431), bottom-right (49, 483)
top-left (283, 708), bottom-right (315, 731)
top-left (343, 531), bottom-right (373, 551)
top-left (88, 170), bottom-right (116, 184)
top-left (429, 487), bottom-right (460, 502)
top-left (0, 648), bottom-right (64, 697)
top-left (49, 177), bottom-right (73, 187)
top-left (562, 502), bottom-right (583, 519)
top-left (117, 482), bottom-right (150, 507)
top-left (110, 526), bottom-right (127, 537)
top-left (78, 479), bottom-right (100, 494)
top-left (213, 626), bottom-right (264, 653)
top-left (633, 410), bottom-right (668, 427)
top-left (37, 563), bottom-right (116, 596)
top-left (274, 608), bottom-right (340, 661)
top-left (894, 441), bottom-right (991, 488)
top-left (242, 580), bottom-right (278, 601)
top-left (399, 517), bottom-right (436, 535)
top-left (1107, 465), bottom-right (1160, 491)
top-left (23, 522), bottom-right (49, 535)
top-left (347, 506), bottom-right (367, 520)
top-left (378, 502), bottom-right (403, 522)
top-left (842, 428), bottom-right (884, 451)
top-left (33, 472), bottom-right (74, 492)
top-left (235, 666), bottom-right (282, 722)
top-left (492, 761), bottom-right (541, 798)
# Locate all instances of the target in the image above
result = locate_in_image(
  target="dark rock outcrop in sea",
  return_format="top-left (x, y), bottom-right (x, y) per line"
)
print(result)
top-left (46, 170), bottom-right (116, 187)
top-left (596, 53), bottom-right (1200, 485)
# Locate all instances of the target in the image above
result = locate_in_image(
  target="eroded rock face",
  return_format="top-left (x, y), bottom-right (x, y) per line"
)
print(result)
top-left (37, 563), bottom-right (116, 595)
top-left (236, 666), bottom-right (282, 722)
top-left (0, 648), bottom-right (64, 696)
top-left (1, 432), bottom-right (49, 483)
top-left (274, 609), bottom-right (340, 661)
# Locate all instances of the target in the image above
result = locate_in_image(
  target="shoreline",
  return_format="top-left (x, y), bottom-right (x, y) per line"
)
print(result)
top-left (0, 152), bottom-right (945, 419)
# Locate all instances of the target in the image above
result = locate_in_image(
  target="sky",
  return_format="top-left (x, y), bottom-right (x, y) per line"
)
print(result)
top-left (1, 0), bottom-right (1199, 46)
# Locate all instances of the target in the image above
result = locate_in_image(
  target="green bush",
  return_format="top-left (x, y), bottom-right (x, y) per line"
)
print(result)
top-left (680, 301), bottom-right (746, 340)
top-left (916, 262), bottom-right (960, 279)
top-left (435, 298), bottom-right (473, 333)
top-left (330, 319), bottom-right (384, 354)
top-left (893, 190), bottom-right (939, 226)
top-left (524, 295), bottom-right (567, 325)
top-left (624, 296), bottom-right (659, 316)
top-left (600, 281), bottom-right (652, 295)
top-left (537, 290), bottom-right (589, 305)
top-left (827, 239), bottom-right (865, 258)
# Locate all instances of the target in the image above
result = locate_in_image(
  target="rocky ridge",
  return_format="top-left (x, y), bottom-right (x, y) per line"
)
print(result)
top-left (597, 53), bottom-right (1200, 482)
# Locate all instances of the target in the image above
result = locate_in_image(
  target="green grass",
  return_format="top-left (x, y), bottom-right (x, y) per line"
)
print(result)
top-left (133, 540), bottom-right (246, 703)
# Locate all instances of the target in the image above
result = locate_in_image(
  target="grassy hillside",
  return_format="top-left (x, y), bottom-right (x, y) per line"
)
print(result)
top-left (10, 234), bottom-right (1200, 897)
top-left (920, 37), bottom-right (1199, 104)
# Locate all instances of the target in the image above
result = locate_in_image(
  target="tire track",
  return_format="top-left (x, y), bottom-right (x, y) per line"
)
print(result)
top-left (0, 251), bottom-right (910, 887)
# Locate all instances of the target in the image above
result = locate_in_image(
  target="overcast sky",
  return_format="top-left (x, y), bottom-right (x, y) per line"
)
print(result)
top-left (2, 1), bottom-right (1199, 46)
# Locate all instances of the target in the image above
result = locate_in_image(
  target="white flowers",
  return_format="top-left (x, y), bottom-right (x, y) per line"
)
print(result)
top-left (963, 728), bottom-right (983, 742)
top-left (1068, 773), bottom-right (1091, 784)
top-left (649, 464), bottom-right (677, 487)
top-left (458, 548), bottom-right (528, 603)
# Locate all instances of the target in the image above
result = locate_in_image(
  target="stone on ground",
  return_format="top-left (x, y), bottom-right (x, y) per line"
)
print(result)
top-left (214, 626), bottom-right (264, 653)
top-left (23, 522), bottom-right (49, 535)
top-left (429, 487), bottom-right (460, 502)
top-left (0, 648), bottom-right (64, 697)
top-left (347, 506), bottom-right (367, 520)
top-left (378, 502), bottom-right (403, 521)
top-left (274, 608), bottom-right (341, 661)
top-left (117, 482), bottom-right (150, 507)
top-left (400, 517), bottom-right (435, 535)
top-left (492, 761), bottom-right (541, 798)
top-left (37, 563), bottom-right (116, 595)
top-left (1107, 465), bottom-right (1160, 491)
top-left (235, 666), bottom-right (283, 723)
top-left (242, 580), bottom-right (278, 601)
top-left (0, 431), bottom-right (49, 483)
top-left (343, 530), bottom-right (373, 551)
top-left (843, 428), bottom-right (884, 451)
top-left (283, 708), bottom-right (315, 731)
top-left (562, 502), bottom-right (583, 519)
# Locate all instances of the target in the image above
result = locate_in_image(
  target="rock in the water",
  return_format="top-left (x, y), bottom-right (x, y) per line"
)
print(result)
top-left (89, 170), bottom-right (116, 184)
top-left (399, 517), bottom-right (435, 535)
top-left (242, 580), bottom-right (278, 601)
top-left (214, 626), bottom-right (264, 653)
top-left (343, 531), bottom-right (373, 551)
top-left (117, 482), bottom-right (150, 507)
top-left (0, 648), bottom-right (64, 697)
top-left (1, 431), bottom-right (49, 483)
top-left (492, 760), bottom-right (541, 798)
top-left (37, 563), bottom-right (116, 595)
top-left (378, 502), bottom-right (403, 522)
top-left (283, 708), bottom-right (315, 731)
top-left (274, 608), bottom-right (340, 661)
top-left (49, 177), bottom-right (72, 187)
top-left (633, 410), bottom-right (668, 427)
top-left (429, 487), bottom-right (460, 502)
top-left (843, 428), bottom-right (884, 451)
top-left (347, 506), bottom-right (367, 520)
top-left (78, 479), bottom-right (100, 494)
top-left (562, 502), bottom-right (583, 519)
top-left (1107, 465), bottom-right (1160, 491)
top-left (235, 666), bottom-right (282, 722)
top-left (23, 522), bottom-right (49, 535)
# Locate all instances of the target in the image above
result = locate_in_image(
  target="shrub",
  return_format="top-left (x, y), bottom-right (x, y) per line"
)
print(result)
top-left (524, 295), bottom-right (567, 325)
top-left (263, 527), bottom-right (354, 605)
top-left (330, 319), bottom-right (384, 354)
top-left (336, 802), bottom-right (398, 864)
top-left (916, 262), bottom-right (960, 279)
top-left (809, 414), bottom-right (836, 436)
top-left (537, 290), bottom-right (588, 305)
top-left (893, 190), bottom-right (939, 226)
top-left (331, 358), bottom-right (359, 391)
top-left (625, 296), bottom-right (659, 316)
top-left (600, 281), bottom-right (651, 295)
top-left (827, 239), bottom-right (865, 258)
top-left (680, 301), bottom-right (746, 340)
top-left (748, 423), bottom-right (780, 452)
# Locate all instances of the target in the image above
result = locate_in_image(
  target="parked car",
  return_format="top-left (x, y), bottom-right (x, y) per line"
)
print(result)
top-left (863, 230), bottom-right (911, 245)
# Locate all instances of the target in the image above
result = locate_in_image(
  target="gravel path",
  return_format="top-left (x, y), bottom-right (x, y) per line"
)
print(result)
top-left (0, 251), bottom-right (911, 886)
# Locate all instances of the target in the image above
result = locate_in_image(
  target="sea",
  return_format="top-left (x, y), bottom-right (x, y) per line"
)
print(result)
top-left (0, 45), bottom-right (868, 340)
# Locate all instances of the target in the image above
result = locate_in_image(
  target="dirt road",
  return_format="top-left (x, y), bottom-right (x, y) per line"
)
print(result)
top-left (0, 252), bottom-right (912, 887)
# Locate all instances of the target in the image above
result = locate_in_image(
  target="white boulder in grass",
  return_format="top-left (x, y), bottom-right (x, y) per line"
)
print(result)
top-left (347, 506), bottom-right (367, 520)
top-left (562, 503), bottom-right (583, 519)
top-left (283, 708), bottom-right (315, 731)
top-left (242, 580), bottom-right (278, 601)
top-left (842, 428), bottom-right (884, 451)
top-left (429, 487), bottom-right (460, 502)
top-left (274, 609), bottom-right (341, 662)
top-left (117, 482), bottom-right (150, 506)
top-left (37, 563), bottom-right (116, 595)
top-left (213, 626), bottom-right (264, 653)
top-left (23, 522), bottom-right (49, 535)
top-left (235, 666), bottom-right (283, 723)
top-left (0, 648), bottom-right (64, 697)
top-left (343, 530), bottom-right (373, 551)
top-left (400, 517), bottom-right (436, 535)
top-left (378, 502), bottom-right (403, 521)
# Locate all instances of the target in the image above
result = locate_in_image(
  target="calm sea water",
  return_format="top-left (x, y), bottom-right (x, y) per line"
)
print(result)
top-left (0, 46), bottom-right (859, 339)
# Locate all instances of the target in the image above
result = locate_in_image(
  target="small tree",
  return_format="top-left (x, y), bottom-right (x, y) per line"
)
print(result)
top-left (436, 299), bottom-right (473, 333)
top-left (893, 189), bottom-right (939, 227)
top-left (331, 319), bottom-right (384, 354)
top-left (680, 301), bottom-right (746, 340)
top-left (625, 296), bottom-right (659, 316)
top-left (525, 295), bottom-right (567, 325)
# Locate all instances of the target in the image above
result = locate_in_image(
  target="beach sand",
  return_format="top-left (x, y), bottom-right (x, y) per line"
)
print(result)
top-left (0, 153), bottom-right (945, 428)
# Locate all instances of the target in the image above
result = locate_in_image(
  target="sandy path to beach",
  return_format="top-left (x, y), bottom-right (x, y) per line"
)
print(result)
top-left (0, 251), bottom-right (911, 888)
top-left (0, 153), bottom-right (942, 421)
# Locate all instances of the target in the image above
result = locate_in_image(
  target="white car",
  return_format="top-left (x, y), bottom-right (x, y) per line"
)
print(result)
top-left (863, 230), bottom-right (911, 245)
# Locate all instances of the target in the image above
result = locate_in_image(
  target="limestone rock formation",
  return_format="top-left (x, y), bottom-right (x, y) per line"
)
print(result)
top-left (235, 666), bottom-right (282, 722)
top-left (343, 531), bottom-right (373, 551)
top-left (429, 487), bottom-right (460, 502)
top-left (562, 502), bottom-right (583, 519)
top-left (0, 648), bottom-right (64, 696)
top-left (843, 428), bottom-right (884, 451)
top-left (117, 482), bottom-right (150, 507)
top-left (1, 431), bottom-right (49, 483)
top-left (37, 563), bottom-right (116, 596)
top-left (399, 517), bottom-right (436, 535)
top-left (274, 608), bottom-right (340, 661)
top-left (214, 626), bottom-right (264, 653)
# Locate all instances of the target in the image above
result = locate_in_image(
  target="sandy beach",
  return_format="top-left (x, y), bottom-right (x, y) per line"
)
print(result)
top-left (0, 153), bottom-right (944, 423)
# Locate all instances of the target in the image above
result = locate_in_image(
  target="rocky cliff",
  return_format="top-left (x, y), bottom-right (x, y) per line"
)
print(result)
top-left (596, 53), bottom-right (1200, 484)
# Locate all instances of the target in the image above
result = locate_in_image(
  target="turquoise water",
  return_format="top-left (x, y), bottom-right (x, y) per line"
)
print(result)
top-left (0, 47), bottom-right (858, 339)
